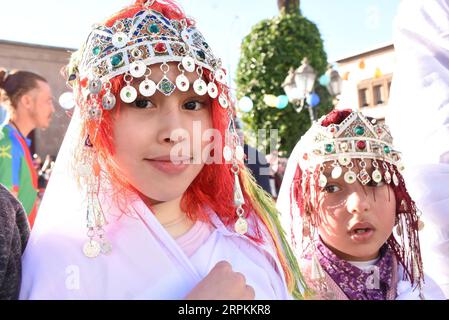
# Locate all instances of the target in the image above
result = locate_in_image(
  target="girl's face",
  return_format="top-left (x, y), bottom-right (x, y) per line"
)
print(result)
top-left (112, 62), bottom-right (213, 203)
top-left (316, 161), bottom-right (396, 261)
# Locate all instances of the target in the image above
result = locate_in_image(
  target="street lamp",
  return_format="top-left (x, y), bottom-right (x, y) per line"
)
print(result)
top-left (282, 57), bottom-right (317, 123)
top-left (324, 64), bottom-right (343, 107)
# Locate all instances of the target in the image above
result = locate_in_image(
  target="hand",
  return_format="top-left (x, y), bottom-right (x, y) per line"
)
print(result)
top-left (185, 261), bottom-right (255, 300)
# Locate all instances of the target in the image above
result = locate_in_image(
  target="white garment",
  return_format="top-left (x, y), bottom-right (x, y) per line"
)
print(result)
top-left (347, 258), bottom-right (379, 272)
top-left (20, 200), bottom-right (290, 300)
top-left (19, 107), bottom-right (291, 300)
top-left (387, 0), bottom-right (449, 297)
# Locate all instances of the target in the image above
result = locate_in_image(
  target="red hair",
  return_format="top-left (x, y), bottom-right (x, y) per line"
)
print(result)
top-left (291, 110), bottom-right (424, 286)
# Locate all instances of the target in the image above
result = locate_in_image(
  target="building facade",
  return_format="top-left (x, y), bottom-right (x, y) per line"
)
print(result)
top-left (335, 43), bottom-right (395, 120)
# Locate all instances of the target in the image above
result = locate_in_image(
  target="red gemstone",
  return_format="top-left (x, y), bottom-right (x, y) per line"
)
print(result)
top-left (154, 43), bottom-right (167, 53)
top-left (303, 153), bottom-right (309, 160)
top-left (357, 141), bottom-right (366, 150)
top-left (80, 78), bottom-right (88, 88)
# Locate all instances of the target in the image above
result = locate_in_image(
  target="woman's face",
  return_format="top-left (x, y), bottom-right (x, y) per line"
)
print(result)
top-left (316, 160), bottom-right (396, 261)
top-left (112, 62), bottom-right (213, 203)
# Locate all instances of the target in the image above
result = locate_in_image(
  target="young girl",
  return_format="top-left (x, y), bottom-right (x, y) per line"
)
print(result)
top-left (277, 109), bottom-right (445, 300)
top-left (19, 0), bottom-right (306, 299)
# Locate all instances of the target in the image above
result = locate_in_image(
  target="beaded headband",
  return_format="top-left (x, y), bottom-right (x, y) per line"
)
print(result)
top-left (74, 7), bottom-right (230, 110)
top-left (297, 111), bottom-right (405, 188)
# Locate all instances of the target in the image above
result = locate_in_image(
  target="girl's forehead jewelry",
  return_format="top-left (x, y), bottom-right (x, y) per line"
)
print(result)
top-left (72, 5), bottom-right (227, 108)
top-left (298, 112), bottom-right (404, 187)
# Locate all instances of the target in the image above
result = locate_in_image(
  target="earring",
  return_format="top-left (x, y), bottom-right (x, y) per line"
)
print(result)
top-left (80, 136), bottom-right (111, 258)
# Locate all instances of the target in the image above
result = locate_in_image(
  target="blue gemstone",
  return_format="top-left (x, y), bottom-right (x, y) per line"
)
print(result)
top-left (111, 54), bottom-right (123, 67)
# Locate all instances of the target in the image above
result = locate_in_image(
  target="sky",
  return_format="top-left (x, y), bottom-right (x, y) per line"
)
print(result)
top-left (0, 0), bottom-right (402, 81)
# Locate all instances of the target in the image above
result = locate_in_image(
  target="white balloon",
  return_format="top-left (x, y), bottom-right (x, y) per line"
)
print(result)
top-left (238, 96), bottom-right (253, 112)
top-left (59, 92), bottom-right (75, 110)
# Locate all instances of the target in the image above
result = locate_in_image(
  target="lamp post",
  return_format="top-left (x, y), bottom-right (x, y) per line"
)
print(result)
top-left (282, 57), bottom-right (318, 124)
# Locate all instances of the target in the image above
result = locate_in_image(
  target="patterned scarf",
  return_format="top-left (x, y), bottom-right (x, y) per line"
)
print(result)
top-left (314, 240), bottom-right (396, 300)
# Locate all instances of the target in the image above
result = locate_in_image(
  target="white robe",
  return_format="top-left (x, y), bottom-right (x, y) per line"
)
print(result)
top-left (387, 0), bottom-right (449, 298)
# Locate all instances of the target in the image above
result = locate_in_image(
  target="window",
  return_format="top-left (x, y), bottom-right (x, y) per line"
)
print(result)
top-left (357, 73), bottom-right (393, 109)
top-left (373, 85), bottom-right (383, 105)
top-left (358, 88), bottom-right (369, 108)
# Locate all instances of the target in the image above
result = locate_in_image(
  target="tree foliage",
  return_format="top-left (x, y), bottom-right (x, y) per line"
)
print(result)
top-left (236, 11), bottom-right (331, 156)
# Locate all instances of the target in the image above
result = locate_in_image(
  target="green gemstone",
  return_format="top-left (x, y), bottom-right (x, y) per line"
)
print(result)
top-left (110, 54), bottom-right (123, 67)
top-left (92, 46), bottom-right (101, 56)
top-left (354, 126), bottom-right (365, 136)
top-left (148, 23), bottom-right (160, 34)
top-left (126, 91), bottom-right (131, 98)
top-left (325, 144), bottom-right (334, 153)
top-left (384, 146), bottom-right (391, 154)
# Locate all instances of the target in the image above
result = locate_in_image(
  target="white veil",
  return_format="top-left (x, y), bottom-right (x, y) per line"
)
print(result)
top-left (386, 0), bottom-right (449, 297)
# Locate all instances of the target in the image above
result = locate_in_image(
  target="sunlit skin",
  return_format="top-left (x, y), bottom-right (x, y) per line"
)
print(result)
top-left (10, 80), bottom-right (55, 137)
top-left (111, 62), bottom-right (213, 233)
top-left (30, 80), bottom-right (55, 130)
top-left (316, 160), bottom-right (396, 261)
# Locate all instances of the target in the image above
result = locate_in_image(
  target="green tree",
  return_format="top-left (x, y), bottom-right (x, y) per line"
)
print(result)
top-left (236, 3), bottom-right (331, 156)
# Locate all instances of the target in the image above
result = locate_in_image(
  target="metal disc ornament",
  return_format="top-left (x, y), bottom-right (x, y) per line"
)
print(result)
top-left (219, 93), bottom-right (229, 109)
top-left (139, 79), bottom-right (157, 97)
top-left (176, 74), bottom-right (190, 92)
top-left (129, 61), bottom-right (146, 78)
top-left (88, 78), bottom-right (102, 94)
top-left (384, 171), bottom-right (392, 184)
top-left (101, 241), bottom-right (112, 255)
top-left (120, 85), bottom-right (137, 103)
top-left (83, 240), bottom-right (101, 258)
top-left (207, 82), bottom-right (218, 99)
top-left (235, 145), bottom-right (245, 162)
top-left (182, 56), bottom-right (196, 72)
top-left (235, 217), bottom-right (248, 235)
top-left (319, 173), bottom-right (328, 188)
top-left (392, 172), bottom-right (399, 186)
top-left (372, 169), bottom-right (382, 183)
top-left (344, 171), bottom-right (357, 184)
top-left (223, 146), bottom-right (233, 162)
top-left (331, 165), bottom-right (342, 179)
top-left (193, 79), bottom-right (208, 96)
top-left (214, 69), bottom-right (226, 84)
top-left (102, 92), bottom-right (116, 110)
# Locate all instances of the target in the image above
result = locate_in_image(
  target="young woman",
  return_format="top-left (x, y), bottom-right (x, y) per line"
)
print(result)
top-left (19, 0), bottom-right (306, 299)
top-left (277, 109), bottom-right (445, 299)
